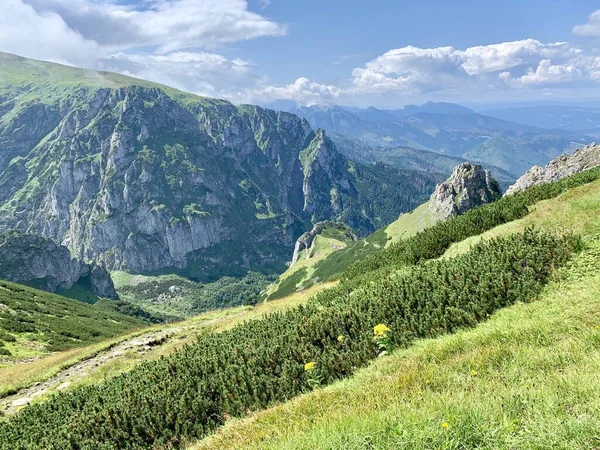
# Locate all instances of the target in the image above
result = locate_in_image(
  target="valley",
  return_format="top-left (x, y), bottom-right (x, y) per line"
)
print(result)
top-left (1, 24), bottom-right (600, 448)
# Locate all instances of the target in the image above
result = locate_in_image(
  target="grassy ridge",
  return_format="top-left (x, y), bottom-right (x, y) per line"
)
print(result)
top-left (342, 166), bottom-right (600, 280)
top-left (1, 171), bottom-right (598, 448)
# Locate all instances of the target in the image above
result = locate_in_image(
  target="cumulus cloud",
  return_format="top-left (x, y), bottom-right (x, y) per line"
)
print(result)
top-left (350, 39), bottom-right (585, 95)
top-left (573, 10), bottom-right (600, 36)
top-left (21, 0), bottom-right (286, 52)
top-left (247, 77), bottom-right (344, 106)
top-left (98, 51), bottom-right (260, 100)
top-left (1, 2), bottom-right (600, 107)
top-left (0, 0), bottom-right (100, 66)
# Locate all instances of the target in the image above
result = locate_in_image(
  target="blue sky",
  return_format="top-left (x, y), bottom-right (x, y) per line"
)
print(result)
top-left (2, 0), bottom-right (600, 108)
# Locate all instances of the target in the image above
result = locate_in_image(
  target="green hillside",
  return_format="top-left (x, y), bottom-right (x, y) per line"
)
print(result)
top-left (0, 280), bottom-right (147, 357)
top-left (193, 175), bottom-right (600, 450)
top-left (195, 236), bottom-right (600, 450)
top-left (2, 169), bottom-right (599, 449)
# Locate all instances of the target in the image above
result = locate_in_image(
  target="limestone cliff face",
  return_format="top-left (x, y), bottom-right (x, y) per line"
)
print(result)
top-left (505, 143), bottom-right (600, 196)
top-left (0, 232), bottom-right (117, 298)
top-left (0, 60), bottom-right (435, 278)
top-left (429, 162), bottom-right (502, 219)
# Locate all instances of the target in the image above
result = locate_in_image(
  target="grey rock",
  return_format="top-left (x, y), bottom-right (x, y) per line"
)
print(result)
top-left (429, 162), bottom-right (502, 219)
top-left (0, 232), bottom-right (118, 298)
top-left (505, 143), bottom-right (600, 196)
top-left (291, 221), bottom-right (357, 266)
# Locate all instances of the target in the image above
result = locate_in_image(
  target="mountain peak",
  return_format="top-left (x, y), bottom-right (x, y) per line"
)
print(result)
top-left (429, 162), bottom-right (502, 219)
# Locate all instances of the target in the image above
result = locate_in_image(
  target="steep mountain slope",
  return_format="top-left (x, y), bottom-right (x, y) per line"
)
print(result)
top-left (290, 104), bottom-right (587, 176)
top-left (3, 169), bottom-right (597, 449)
top-left (0, 53), bottom-right (437, 279)
top-left (0, 231), bottom-right (117, 299)
top-left (0, 279), bottom-right (146, 357)
top-left (195, 234), bottom-right (600, 450)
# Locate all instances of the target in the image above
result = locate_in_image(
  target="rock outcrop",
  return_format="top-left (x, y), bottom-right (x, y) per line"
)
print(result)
top-left (291, 221), bottom-right (357, 266)
top-left (0, 54), bottom-right (439, 278)
top-left (505, 143), bottom-right (600, 196)
top-left (429, 162), bottom-right (502, 219)
top-left (0, 232), bottom-right (118, 298)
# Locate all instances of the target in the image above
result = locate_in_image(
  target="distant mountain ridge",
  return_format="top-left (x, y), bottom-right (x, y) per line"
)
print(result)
top-left (289, 102), bottom-right (588, 177)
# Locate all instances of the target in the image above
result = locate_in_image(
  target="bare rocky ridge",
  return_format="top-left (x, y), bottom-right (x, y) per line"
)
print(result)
top-left (505, 143), bottom-right (600, 196)
top-left (0, 60), bottom-right (437, 278)
top-left (429, 162), bottom-right (502, 220)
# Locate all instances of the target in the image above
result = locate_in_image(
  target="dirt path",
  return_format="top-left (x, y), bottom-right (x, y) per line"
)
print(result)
top-left (1, 328), bottom-right (178, 415)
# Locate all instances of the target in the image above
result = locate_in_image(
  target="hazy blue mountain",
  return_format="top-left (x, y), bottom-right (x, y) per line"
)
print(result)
top-left (483, 105), bottom-right (600, 137)
top-left (289, 104), bottom-right (588, 177)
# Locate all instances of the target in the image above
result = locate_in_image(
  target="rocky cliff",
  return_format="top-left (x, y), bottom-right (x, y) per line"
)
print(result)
top-left (0, 232), bottom-right (117, 298)
top-left (0, 53), bottom-right (438, 279)
top-left (429, 162), bottom-right (502, 219)
top-left (505, 143), bottom-right (600, 196)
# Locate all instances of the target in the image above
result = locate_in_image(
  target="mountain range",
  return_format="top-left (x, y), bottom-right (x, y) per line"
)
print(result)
top-left (288, 103), bottom-right (588, 177)
top-left (0, 52), bottom-right (440, 282)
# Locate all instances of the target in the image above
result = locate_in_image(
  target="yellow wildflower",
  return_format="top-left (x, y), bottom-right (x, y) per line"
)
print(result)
top-left (337, 335), bottom-right (345, 342)
top-left (441, 422), bottom-right (449, 429)
top-left (304, 361), bottom-right (316, 371)
top-left (471, 370), bottom-right (478, 377)
top-left (373, 324), bottom-right (391, 338)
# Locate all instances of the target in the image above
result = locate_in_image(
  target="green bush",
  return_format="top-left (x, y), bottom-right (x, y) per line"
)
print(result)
top-left (0, 230), bottom-right (579, 449)
top-left (342, 166), bottom-right (600, 280)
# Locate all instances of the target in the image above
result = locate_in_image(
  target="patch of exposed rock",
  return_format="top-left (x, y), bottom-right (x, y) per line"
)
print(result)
top-left (291, 221), bottom-right (357, 266)
top-left (429, 162), bottom-right (502, 220)
top-left (505, 143), bottom-right (600, 196)
top-left (0, 231), bottom-right (118, 298)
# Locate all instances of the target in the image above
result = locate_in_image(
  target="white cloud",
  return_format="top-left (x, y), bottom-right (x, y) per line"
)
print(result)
top-left (0, 0), bottom-right (100, 66)
top-left (1, 2), bottom-right (600, 108)
top-left (98, 51), bottom-right (260, 100)
top-left (246, 77), bottom-right (343, 106)
top-left (573, 10), bottom-right (600, 36)
top-left (21, 0), bottom-right (286, 53)
top-left (350, 40), bottom-right (583, 95)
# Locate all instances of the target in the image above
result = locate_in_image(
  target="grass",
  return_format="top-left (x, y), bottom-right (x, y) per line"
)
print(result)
top-left (191, 237), bottom-right (600, 450)
top-left (444, 178), bottom-right (600, 259)
top-left (264, 230), bottom-right (352, 300)
top-left (189, 179), bottom-right (600, 450)
top-left (384, 201), bottom-right (442, 245)
top-left (264, 199), bottom-right (441, 300)
top-left (0, 280), bottom-right (146, 358)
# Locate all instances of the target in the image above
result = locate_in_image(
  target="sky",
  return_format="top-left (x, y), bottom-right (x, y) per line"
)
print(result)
top-left (2, 0), bottom-right (600, 108)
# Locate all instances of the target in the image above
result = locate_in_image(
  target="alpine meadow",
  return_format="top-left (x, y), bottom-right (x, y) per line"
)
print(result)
top-left (1, 2), bottom-right (600, 449)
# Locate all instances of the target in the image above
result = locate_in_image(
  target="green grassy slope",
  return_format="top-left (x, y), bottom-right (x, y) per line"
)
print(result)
top-left (0, 280), bottom-right (146, 357)
top-left (0, 51), bottom-right (227, 109)
top-left (264, 198), bottom-right (444, 300)
top-left (194, 238), bottom-right (600, 450)
top-left (192, 176), bottom-right (600, 450)
top-left (263, 225), bottom-right (355, 300)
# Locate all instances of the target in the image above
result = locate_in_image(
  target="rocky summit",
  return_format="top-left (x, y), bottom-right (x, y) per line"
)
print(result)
top-left (0, 53), bottom-right (437, 279)
top-left (0, 232), bottom-right (117, 298)
top-left (429, 162), bottom-right (502, 219)
top-left (505, 143), bottom-right (600, 196)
